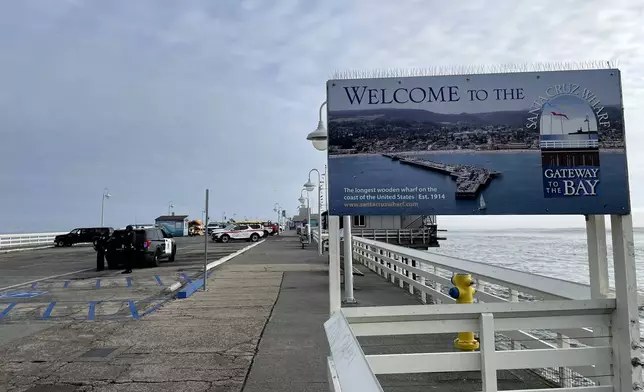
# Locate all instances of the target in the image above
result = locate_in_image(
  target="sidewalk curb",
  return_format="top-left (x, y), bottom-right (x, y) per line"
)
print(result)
top-left (176, 239), bottom-right (266, 299)
top-left (164, 281), bottom-right (183, 294)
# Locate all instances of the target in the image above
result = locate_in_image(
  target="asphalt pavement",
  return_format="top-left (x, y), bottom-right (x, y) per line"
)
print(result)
top-left (0, 237), bottom-right (253, 341)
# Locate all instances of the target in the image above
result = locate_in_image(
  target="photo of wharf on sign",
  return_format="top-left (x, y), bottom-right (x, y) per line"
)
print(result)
top-left (326, 68), bottom-right (629, 216)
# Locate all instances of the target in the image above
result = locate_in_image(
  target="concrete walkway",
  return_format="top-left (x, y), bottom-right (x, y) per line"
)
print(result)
top-left (1, 232), bottom-right (555, 392)
top-left (0, 234), bottom-right (329, 392)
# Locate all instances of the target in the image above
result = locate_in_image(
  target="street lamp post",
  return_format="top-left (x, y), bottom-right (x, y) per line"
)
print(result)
top-left (273, 203), bottom-right (282, 235)
top-left (307, 101), bottom-right (328, 151)
top-left (298, 189), bottom-right (310, 239)
top-left (306, 100), bottom-right (355, 305)
top-left (304, 169), bottom-right (322, 255)
top-left (168, 201), bottom-right (174, 215)
top-left (101, 188), bottom-right (111, 226)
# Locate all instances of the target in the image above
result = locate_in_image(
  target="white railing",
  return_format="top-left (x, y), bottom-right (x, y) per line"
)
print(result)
top-left (540, 139), bottom-right (599, 149)
top-left (328, 299), bottom-right (616, 392)
top-left (0, 232), bottom-right (66, 250)
top-left (351, 236), bottom-right (617, 388)
top-left (312, 229), bottom-right (329, 251)
top-left (353, 228), bottom-right (438, 246)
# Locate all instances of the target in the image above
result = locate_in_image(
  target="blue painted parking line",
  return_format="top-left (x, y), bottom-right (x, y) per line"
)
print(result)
top-left (0, 299), bottom-right (167, 322)
top-left (128, 300), bottom-right (139, 319)
top-left (88, 301), bottom-right (96, 320)
top-left (63, 280), bottom-right (70, 289)
top-left (95, 279), bottom-right (101, 289)
top-left (126, 277), bottom-right (132, 288)
top-left (155, 275), bottom-right (164, 286)
top-left (0, 303), bottom-right (16, 320)
top-left (181, 273), bottom-right (192, 283)
top-left (41, 302), bottom-right (56, 320)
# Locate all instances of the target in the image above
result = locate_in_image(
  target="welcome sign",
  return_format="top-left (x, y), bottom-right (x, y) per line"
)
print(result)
top-left (326, 68), bottom-right (629, 216)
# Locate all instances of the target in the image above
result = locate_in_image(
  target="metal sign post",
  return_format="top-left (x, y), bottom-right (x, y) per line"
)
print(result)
top-left (203, 189), bottom-right (209, 291)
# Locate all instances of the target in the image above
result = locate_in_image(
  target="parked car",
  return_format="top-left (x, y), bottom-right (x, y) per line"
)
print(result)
top-left (105, 227), bottom-right (176, 269)
top-left (55, 227), bottom-right (113, 247)
top-left (261, 222), bottom-right (277, 236)
top-left (212, 224), bottom-right (264, 243)
top-left (207, 222), bottom-right (227, 235)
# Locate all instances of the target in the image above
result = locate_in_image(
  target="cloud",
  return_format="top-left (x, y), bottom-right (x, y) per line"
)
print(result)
top-left (0, 0), bottom-right (642, 232)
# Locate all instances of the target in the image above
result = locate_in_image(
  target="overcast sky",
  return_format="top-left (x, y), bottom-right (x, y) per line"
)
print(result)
top-left (1, 0), bottom-right (643, 233)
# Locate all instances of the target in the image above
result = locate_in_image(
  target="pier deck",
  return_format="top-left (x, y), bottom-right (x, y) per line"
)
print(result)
top-left (1, 233), bottom-right (554, 391)
top-left (383, 153), bottom-right (500, 199)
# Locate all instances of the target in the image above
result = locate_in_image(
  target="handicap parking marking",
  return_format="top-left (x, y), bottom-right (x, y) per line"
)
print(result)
top-left (0, 290), bottom-right (48, 299)
top-left (0, 298), bottom-right (168, 322)
top-left (6, 275), bottom-right (172, 291)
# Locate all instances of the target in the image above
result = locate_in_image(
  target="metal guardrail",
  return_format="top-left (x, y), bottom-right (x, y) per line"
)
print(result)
top-left (0, 232), bottom-right (66, 250)
top-left (350, 237), bottom-right (615, 389)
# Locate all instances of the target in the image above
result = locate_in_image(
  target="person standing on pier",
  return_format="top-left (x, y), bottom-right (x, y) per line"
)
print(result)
top-left (122, 225), bottom-right (136, 274)
top-left (95, 234), bottom-right (107, 271)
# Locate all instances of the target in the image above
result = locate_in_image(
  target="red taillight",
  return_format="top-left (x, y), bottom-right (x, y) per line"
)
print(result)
top-left (144, 240), bottom-right (152, 248)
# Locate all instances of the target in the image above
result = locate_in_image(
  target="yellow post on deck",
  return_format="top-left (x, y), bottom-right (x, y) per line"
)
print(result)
top-left (448, 273), bottom-right (480, 351)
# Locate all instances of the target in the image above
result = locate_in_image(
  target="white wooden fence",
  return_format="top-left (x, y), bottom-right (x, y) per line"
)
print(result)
top-left (325, 235), bottom-right (629, 391)
top-left (328, 299), bottom-right (616, 392)
top-left (0, 232), bottom-right (65, 250)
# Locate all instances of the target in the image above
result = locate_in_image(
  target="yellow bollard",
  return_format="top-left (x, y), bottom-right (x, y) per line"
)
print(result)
top-left (448, 273), bottom-right (480, 351)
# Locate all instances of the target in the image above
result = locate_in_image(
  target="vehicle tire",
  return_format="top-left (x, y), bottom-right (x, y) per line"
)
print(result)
top-left (263, 230), bottom-right (269, 237)
top-left (220, 234), bottom-right (230, 243)
top-left (148, 250), bottom-right (161, 267)
top-left (250, 233), bottom-right (260, 242)
top-left (169, 245), bottom-right (176, 262)
top-left (56, 240), bottom-right (65, 247)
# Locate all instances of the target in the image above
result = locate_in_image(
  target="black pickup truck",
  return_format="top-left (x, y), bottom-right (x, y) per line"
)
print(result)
top-left (55, 227), bottom-right (113, 247)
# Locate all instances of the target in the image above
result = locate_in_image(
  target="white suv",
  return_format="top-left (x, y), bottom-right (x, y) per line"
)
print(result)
top-left (212, 224), bottom-right (264, 243)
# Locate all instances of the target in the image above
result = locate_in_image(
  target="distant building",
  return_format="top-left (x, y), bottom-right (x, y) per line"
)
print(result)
top-left (500, 142), bottom-right (529, 149)
top-left (155, 214), bottom-right (189, 237)
top-left (292, 206), bottom-right (311, 232)
top-left (320, 213), bottom-right (433, 230)
top-left (320, 213), bottom-right (443, 248)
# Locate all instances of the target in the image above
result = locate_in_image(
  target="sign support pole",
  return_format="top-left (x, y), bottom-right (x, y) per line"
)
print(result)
top-left (610, 214), bottom-right (642, 390)
top-left (203, 189), bottom-right (209, 291)
top-left (585, 215), bottom-right (611, 385)
top-left (342, 215), bottom-right (356, 303)
top-left (328, 215), bottom-right (341, 315)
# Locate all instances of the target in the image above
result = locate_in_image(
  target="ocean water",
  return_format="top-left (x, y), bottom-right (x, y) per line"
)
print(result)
top-left (428, 227), bottom-right (644, 294)
top-left (328, 151), bottom-right (630, 216)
